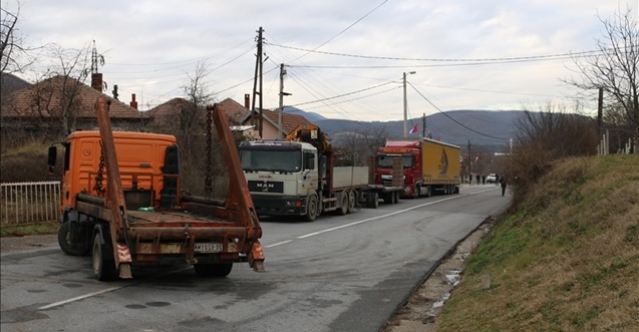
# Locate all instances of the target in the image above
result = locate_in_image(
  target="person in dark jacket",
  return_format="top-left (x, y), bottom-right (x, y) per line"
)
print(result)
top-left (500, 176), bottom-right (507, 196)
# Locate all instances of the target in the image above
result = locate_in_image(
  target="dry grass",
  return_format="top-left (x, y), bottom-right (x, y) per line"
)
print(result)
top-left (435, 155), bottom-right (639, 331)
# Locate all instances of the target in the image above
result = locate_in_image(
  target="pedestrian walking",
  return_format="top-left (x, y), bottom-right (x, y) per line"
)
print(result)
top-left (500, 176), bottom-right (507, 196)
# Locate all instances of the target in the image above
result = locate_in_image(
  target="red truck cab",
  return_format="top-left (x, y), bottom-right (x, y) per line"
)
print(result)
top-left (375, 140), bottom-right (422, 197)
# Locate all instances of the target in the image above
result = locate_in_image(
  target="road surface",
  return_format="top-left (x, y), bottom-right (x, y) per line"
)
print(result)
top-left (0, 184), bottom-right (508, 332)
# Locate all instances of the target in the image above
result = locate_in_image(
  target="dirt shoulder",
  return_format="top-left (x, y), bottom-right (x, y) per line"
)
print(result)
top-left (383, 217), bottom-right (496, 332)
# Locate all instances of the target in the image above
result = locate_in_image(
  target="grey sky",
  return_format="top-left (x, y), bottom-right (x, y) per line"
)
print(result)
top-left (6, 0), bottom-right (637, 121)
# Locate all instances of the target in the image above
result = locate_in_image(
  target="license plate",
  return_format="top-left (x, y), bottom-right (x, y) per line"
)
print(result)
top-left (194, 243), bottom-right (223, 253)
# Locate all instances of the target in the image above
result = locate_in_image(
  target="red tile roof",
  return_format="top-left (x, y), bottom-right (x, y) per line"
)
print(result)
top-left (241, 108), bottom-right (314, 135)
top-left (1, 75), bottom-right (143, 119)
top-left (217, 98), bottom-right (249, 124)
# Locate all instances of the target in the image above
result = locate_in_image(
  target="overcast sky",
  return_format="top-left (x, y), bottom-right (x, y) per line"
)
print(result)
top-left (5, 0), bottom-right (638, 122)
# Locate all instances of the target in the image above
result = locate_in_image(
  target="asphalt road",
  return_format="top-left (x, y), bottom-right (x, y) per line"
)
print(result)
top-left (0, 184), bottom-right (508, 332)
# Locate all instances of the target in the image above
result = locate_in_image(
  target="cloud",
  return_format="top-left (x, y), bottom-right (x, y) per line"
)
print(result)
top-left (9, 0), bottom-right (634, 121)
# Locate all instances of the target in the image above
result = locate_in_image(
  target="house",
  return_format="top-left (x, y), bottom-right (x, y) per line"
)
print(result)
top-left (239, 108), bottom-right (315, 139)
top-left (0, 74), bottom-right (144, 134)
top-left (145, 97), bottom-right (252, 134)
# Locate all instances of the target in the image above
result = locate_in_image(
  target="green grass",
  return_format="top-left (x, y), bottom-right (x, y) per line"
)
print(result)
top-left (0, 222), bottom-right (59, 237)
top-left (435, 155), bottom-right (639, 332)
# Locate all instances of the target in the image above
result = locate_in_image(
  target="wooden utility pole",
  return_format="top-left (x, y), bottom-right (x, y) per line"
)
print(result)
top-left (468, 139), bottom-right (472, 182)
top-left (422, 113), bottom-right (426, 137)
top-left (251, 27), bottom-right (264, 137)
top-left (278, 63), bottom-right (291, 138)
top-left (597, 86), bottom-right (603, 137)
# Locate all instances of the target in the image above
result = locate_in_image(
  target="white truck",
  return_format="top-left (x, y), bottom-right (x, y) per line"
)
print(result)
top-left (239, 124), bottom-right (402, 221)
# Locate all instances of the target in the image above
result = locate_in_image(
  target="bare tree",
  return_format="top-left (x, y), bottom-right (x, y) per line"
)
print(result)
top-left (42, 44), bottom-right (91, 135)
top-left (506, 103), bottom-right (598, 206)
top-left (569, 6), bottom-right (639, 153)
top-left (178, 60), bottom-right (214, 151)
top-left (1, 1), bottom-right (26, 73)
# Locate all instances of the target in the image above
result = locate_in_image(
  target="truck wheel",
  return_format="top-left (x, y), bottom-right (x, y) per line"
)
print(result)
top-left (304, 194), bottom-right (319, 222)
top-left (194, 263), bottom-right (233, 277)
top-left (338, 191), bottom-right (348, 215)
top-left (347, 190), bottom-right (356, 213)
top-left (371, 192), bottom-right (379, 208)
top-left (383, 193), bottom-right (393, 204)
top-left (92, 233), bottom-right (117, 281)
top-left (58, 222), bottom-right (85, 256)
top-left (414, 185), bottom-right (421, 199)
top-left (393, 191), bottom-right (399, 204)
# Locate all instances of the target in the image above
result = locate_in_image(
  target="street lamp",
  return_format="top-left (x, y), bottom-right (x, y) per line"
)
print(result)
top-left (403, 71), bottom-right (416, 137)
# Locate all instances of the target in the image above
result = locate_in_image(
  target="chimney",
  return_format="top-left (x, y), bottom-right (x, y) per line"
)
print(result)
top-left (91, 73), bottom-right (103, 92)
top-left (130, 93), bottom-right (138, 110)
top-left (244, 94), bottom-right (250, 110)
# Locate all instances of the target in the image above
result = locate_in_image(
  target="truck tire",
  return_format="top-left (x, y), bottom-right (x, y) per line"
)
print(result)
top-left (383, 193), bottom-right (393, 204)
top-left (393, 191), bottom-right (399, 204)
top-left (347, 190), bottom-right (356, 213)
top-left (92, 233), bottom-right (117, 281)
top-left (414, 185), bottom-right (421, 199)
top-left (304, 194), bottom-right (319, 222)
top-left (194, 263), bottom-right (233, 277)
top-left (58, 222), bottom-right (86, 256)
top-left (338, 191), bottom-right (348, 215)
top-left (371, 192), bottom-right (379, 208)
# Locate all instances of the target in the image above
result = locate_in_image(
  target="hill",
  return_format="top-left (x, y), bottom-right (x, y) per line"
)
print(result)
top-left (289, 108), bottom-right (525, 149)
top-left (435, 155), bottom-right (639, 331)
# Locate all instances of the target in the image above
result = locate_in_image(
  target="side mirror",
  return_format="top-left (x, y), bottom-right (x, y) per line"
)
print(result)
top-left (47, 146), bottom-right (57, 174)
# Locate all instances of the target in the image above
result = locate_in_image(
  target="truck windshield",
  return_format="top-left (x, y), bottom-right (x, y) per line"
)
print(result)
top-left (240, 149), bottom-right (302, 172)
top-left (377, 154), bottom-right (413, 168)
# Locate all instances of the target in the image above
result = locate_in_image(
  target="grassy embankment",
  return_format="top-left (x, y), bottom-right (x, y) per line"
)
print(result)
top-left (435, 155), bottom-right (639, 331)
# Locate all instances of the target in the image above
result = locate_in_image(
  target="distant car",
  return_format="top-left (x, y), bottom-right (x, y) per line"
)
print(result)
top-left (486, 173), bottom-right (497, 183)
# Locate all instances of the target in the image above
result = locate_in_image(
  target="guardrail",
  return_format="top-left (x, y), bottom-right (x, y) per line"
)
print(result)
top-left (1, 181), bottom-right (60, 225)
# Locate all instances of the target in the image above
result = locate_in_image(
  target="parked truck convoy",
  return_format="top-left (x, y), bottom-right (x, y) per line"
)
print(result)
top-left (375, 138), bottom-right (461, 197)
top-left (238, 124), bottom-right (403, 221)
top-left (48, 97), bottom-right (265, 281)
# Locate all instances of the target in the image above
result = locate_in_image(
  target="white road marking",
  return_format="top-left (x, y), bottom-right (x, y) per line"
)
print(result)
top-left (38, 266), bottom-right (192, 310)
top-left (38, 286), bottom-right (124, 310)
top-left (298, 188), bottom-right (496, 239)
top-left (265, 240), bottom-right (292, 248)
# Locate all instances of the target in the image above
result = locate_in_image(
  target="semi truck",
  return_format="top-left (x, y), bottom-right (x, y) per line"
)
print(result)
top-left (238, 124), bottom-right (403, 221)
top-left (375, 138), bottom-right (461, 197)
top-left (48, 97), bottom-right (265, 281)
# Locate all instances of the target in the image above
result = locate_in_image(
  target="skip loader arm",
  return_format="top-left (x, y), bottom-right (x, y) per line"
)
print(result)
top-left (94, 97), bottom-right (134, 278)
top-left (208, 104), bottom-right (265, 272)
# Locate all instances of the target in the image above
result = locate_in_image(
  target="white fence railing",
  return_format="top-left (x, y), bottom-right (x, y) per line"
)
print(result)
top-left (1, 181), bottom-right (61, 225)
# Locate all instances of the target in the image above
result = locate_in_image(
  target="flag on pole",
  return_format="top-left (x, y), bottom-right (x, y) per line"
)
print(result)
top-left (409, 124), bottom-right (418, 134)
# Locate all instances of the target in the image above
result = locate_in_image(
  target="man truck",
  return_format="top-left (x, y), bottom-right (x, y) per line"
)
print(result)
top-left (48, 97), bottom-right (265, 281)
top-left (375, 138), bottom-right (461, 197)
top-left (238, 124), bottom-right (403, 222)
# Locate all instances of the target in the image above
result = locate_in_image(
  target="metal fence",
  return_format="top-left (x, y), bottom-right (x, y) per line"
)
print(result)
top-left (1, 181), bottom-right (61, 225)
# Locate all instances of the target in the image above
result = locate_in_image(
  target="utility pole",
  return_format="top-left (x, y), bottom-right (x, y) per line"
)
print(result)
top-left (402, 71), bottom-right (415, 137)
top-left (251, 27), bottom-right (264, 138)
top-left (597, 86), bottom-right (603, 138)
top-left (278, 63), bottom-right (291, 138)
top-left (422, 113), bottom-right (426, 138)
top-left (468, 139), bottom-right (472, 183)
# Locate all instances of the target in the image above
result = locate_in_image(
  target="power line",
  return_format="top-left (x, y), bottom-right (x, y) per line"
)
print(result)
top-left (291, 81), bottom-right (396, 107)
top-left (267, 44), bottom-right (604, 63)
top-left (408, 82), bottom-right (509, 141)
top-left (290, 0), bottom-right (389, 63)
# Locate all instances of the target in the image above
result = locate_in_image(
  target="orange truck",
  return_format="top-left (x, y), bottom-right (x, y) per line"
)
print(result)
top-left (375, 138), bottom-right (461, 197)
top-left (47, 97), bottom-right (264, 281)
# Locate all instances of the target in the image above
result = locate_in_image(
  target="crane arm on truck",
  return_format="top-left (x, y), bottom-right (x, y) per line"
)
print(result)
top-left (285, 124), bottom-right (332, 155)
